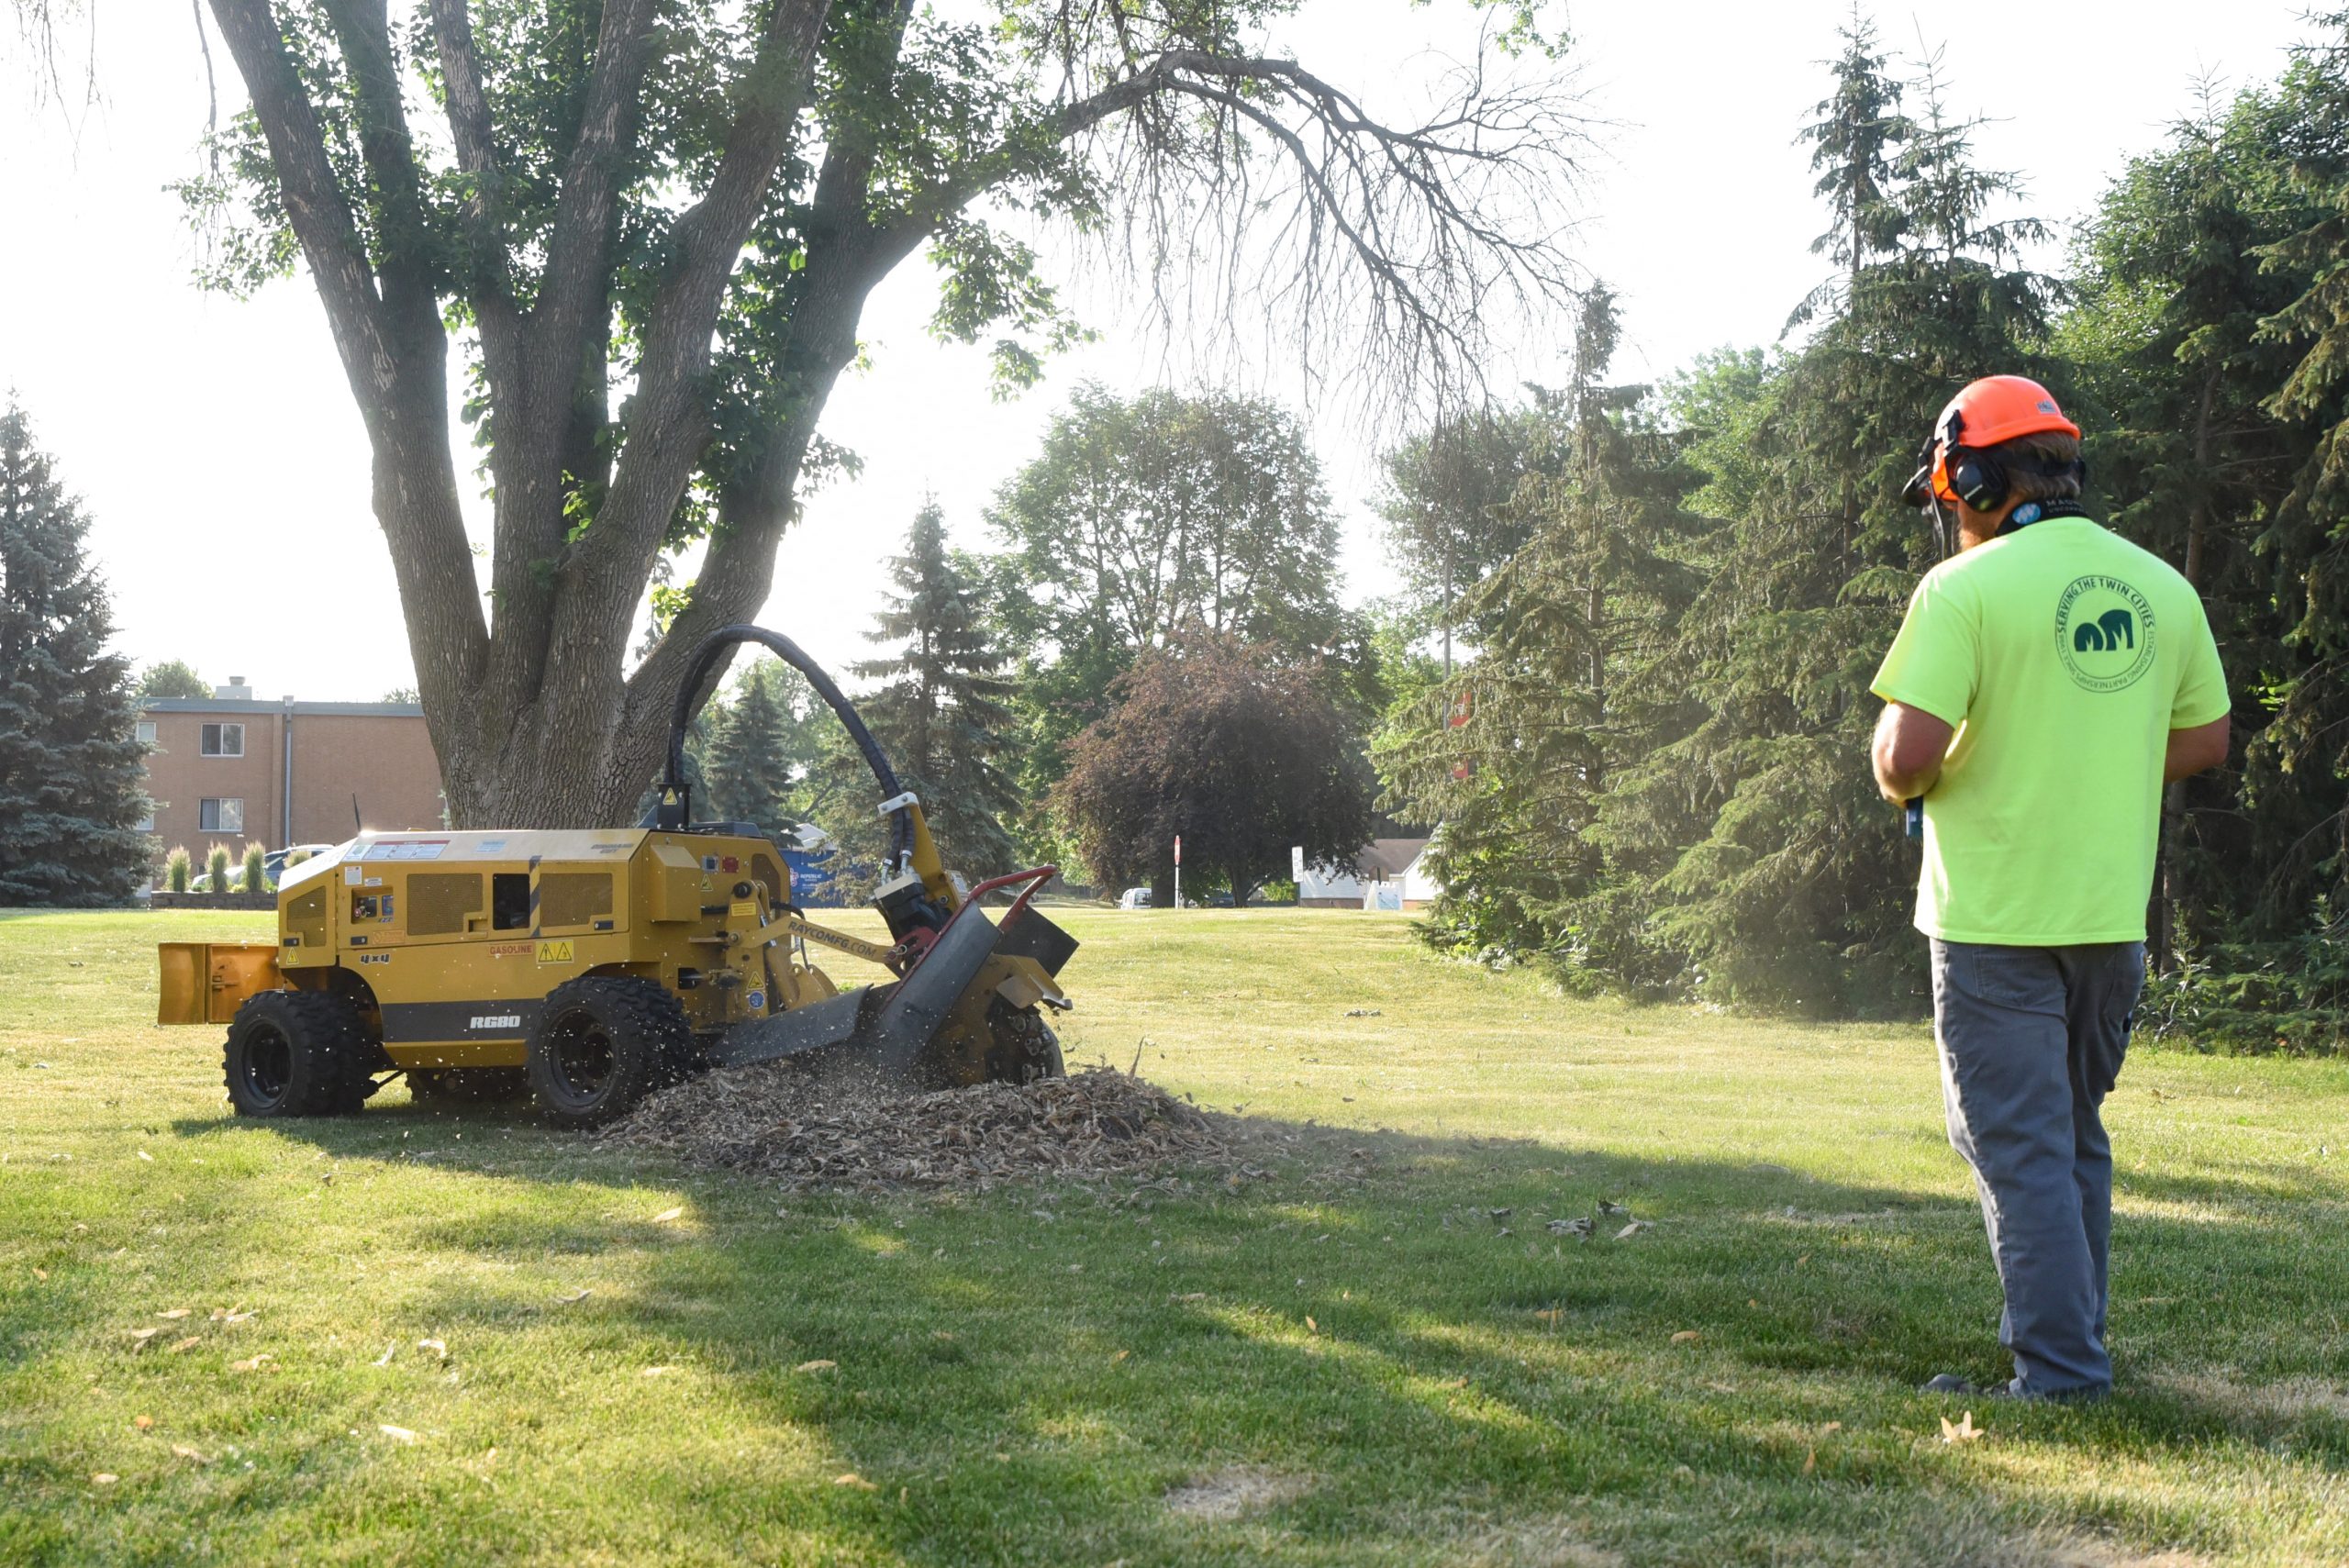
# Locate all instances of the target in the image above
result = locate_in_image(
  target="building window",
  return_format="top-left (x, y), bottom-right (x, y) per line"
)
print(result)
top-left (199, 798), bottom-right (244, 833)
top-left (135, 720), bottom-right (157, 746)
top-left (200, 722), bottom-right (244, 758)
top-left (134, 810), bottom-right (155, 832)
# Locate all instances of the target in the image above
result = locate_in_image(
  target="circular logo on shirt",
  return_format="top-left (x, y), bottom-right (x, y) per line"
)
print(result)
top-left (2054, 574), bottom-right (2157, 693)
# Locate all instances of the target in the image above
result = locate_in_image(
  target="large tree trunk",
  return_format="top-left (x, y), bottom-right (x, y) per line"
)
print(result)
top-left (211, 0), bottom-right (839, 830)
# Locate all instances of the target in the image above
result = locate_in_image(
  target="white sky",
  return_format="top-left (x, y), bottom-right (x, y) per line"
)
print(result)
top-left (0, 1), bottom-right (2317, 700)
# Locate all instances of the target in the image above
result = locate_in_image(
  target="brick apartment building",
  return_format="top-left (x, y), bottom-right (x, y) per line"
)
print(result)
top-left (139, 678), bottom-right (445, 866)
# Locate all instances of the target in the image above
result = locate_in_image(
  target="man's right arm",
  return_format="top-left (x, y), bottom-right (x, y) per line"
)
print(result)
top-left (2165, 716), bottom-right (2229, 783)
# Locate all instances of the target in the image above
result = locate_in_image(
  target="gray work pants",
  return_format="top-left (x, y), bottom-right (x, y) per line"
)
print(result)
top-left (1929, 938), bottom-right (2145, 1397)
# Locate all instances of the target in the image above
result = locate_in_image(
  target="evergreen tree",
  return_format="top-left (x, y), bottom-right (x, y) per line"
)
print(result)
top-left (702, 663), bottom-right (795, 829)
top-left (827, 503), bottom-right (1025, 881)
top-left (1617, 49), bottom-right (2059, 1012)
top-left (0, 406), bottom-right (154, 905)
top-left (2063, 76), bottom-right (2321, 973)
top-left (1790, 6), bottom-right (1911, 328)
top-left (1378, 289), bottom-right (1714, 991)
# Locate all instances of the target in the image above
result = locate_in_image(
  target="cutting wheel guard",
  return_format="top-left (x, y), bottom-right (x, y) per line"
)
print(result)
top-left (710, 865), bottom-right (1071, 1074)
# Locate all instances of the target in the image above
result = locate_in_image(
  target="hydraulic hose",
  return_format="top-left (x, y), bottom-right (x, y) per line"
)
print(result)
top-left (662, 624), bottom-right (911, 863)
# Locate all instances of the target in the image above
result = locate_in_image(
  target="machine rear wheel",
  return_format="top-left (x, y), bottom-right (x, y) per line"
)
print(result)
top-left (528, 976), bottom-right (692, 1130)
top-left (224, 990), bottom-right (373, 1118)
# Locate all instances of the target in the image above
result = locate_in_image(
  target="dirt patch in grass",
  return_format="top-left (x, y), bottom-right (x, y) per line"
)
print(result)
top-left (1447, 1517), bottom-right (1622, 1567)
top-left (607, 1064), bottom-right (1238, 1192)
top-left (1163, 1465), bottom-right (1314, 1520)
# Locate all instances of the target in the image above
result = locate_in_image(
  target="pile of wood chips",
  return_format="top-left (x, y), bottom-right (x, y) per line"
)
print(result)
top-left (607, 1063), bottom-right (1231, 1191)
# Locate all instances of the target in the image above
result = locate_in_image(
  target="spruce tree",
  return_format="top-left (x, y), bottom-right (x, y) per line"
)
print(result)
top-left (2064, 77), bottom-right (2319, 972)
top-left (832, 503), bottom-right (1025, 879)
top-left (1790, 6), bottom-right (1911, 328)
top-left (702, 663), bottom-right (795, 829)
top-left (1378, 289), bottom-right (1714, 991)
top-left (0, 406), bottom-right (154, 905)
top-left (1636, 49), bottom-right (2060, 1012)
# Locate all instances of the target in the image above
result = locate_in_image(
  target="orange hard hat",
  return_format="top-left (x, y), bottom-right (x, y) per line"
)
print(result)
top-left (1905, 375), bottom-right (2081, 508)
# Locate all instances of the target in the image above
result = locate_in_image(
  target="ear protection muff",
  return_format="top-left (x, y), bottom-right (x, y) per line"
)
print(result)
top-left (1944, 446), bottom-right (2007, 511)
top-left (1900, 404), bottom-right (2086, 517)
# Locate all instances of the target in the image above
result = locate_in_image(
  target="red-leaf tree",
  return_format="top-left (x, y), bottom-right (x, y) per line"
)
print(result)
top-left (1050, 635), bottom-right (1372, 904)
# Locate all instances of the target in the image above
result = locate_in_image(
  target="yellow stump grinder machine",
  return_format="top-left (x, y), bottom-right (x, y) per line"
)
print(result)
top-left (157, 626), bottom-right (1078, 1129)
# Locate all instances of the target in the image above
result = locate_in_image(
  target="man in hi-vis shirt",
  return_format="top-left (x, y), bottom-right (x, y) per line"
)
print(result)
top-left (1869, 375), bottom-right (2231, 1401)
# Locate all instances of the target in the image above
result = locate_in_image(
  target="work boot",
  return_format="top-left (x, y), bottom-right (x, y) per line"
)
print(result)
top-left (1922, 1373), bottom-right (2108, 1402)
top-left (1920, 1373), bottom-right (2013, 1398)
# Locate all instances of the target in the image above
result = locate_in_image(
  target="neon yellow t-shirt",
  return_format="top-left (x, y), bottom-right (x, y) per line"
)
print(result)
top-left (1870, 517), bottom-right (2230, 946)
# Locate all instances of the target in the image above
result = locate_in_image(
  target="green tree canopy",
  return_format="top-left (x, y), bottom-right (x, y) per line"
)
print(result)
top-left (987, 382), bottom-right (1366, 851)
top-left (1378, 289), bottom-right (1714, 990)
top-left (137, 660), bottom-right (213, 701)
top-left (702, 661), bottom-right (794, 831)
top-left (175, 0), bottom-right (1588, 830)
top-left (1373, 406), bottom-right (1551, 668)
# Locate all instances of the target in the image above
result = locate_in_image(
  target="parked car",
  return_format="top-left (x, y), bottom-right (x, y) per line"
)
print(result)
top-left (1119, 887), bottom-right (1153, 910)
top-left (190, 844), bottom-right (336, 893)
top-left (265, 844), bottom-right (337, 884)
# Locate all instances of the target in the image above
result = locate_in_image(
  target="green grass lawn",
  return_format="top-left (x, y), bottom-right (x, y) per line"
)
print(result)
top-left (3, 906), bottom-right (2345, 1566)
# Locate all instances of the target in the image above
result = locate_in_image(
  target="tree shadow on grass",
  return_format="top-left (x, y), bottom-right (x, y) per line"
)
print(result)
top-left (135, 1097), bottom-right (2349, 1567)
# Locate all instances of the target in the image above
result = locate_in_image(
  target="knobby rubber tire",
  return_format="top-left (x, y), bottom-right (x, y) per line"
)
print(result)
top-left (223, 989), bottom-right (373, 1118)
top-left (985, 1001), bottom-right (1065, 1084)
top-left (527, 975), bottom-right (695, 1130)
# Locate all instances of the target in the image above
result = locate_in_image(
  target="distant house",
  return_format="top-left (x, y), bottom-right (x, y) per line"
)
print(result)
top-left (1292, 837), bottom-right (1442, 910)
top-left (136, 677), bottom-right (445, 881)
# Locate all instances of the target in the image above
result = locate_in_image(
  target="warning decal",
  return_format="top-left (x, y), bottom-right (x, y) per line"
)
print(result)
top-left (535, 940), bottom-right (575, 964)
